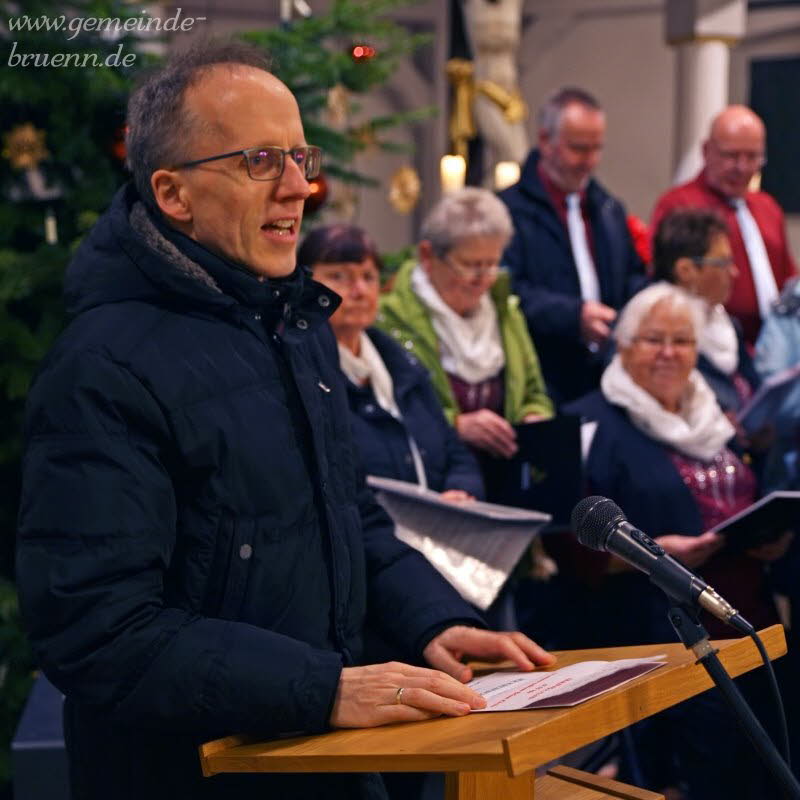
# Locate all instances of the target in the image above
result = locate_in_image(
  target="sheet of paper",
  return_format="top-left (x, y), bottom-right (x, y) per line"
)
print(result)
top-left (468, 656), bottom-right (667, 711)
top-left (368, 476), bottom-right (550, 610)
top-left (367, 475), bottom-right (551, 523)
top-left (380, 497), bottom-right (540, 610)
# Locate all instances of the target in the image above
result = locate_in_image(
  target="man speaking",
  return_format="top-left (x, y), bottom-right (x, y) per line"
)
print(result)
top-left (16, 42), bottom-right (552, 800)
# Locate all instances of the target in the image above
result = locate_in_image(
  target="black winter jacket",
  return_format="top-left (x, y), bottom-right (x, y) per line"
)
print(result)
top-left (344, 328), bottom-right (485, 499)
top-left (16, 185), bottom-right (481, 800)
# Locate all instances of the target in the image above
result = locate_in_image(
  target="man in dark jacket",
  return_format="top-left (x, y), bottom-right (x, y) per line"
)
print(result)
top-left (499, 87), bottom-right (646, 405)
top-left (16, 42), bottom-right (552, 800)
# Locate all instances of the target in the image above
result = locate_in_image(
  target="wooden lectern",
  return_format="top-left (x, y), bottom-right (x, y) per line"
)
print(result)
top-left (200, 625), bottom-right (786, 799)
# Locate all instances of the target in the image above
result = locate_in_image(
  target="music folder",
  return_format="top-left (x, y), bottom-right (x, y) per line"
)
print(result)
top-left (712, 490), bottom-right (800, 551)
top-left (477, 415), bottom-right (582, 531)
top-left (737, 363), bottom-right (800, 434)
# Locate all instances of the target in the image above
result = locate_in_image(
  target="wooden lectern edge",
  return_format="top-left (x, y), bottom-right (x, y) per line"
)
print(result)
top-left (196, 626), bottom-right (786, 780)
top-left (501, 625), bottom-right (787, 777)
top-left (199, 734), bottom-right (254, 777)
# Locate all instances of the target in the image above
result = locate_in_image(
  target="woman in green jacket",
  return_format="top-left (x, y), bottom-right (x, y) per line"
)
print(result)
top-left (377, 187), bottom-right (553, 459)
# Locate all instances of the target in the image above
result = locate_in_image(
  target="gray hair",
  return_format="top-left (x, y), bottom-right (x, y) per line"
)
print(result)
top-left (126, 39), bottom-right (272, 209)
top-left (420, 187), bottom-right (513, 257)
top-left (614, 283), bottom-right (706, 347)
top-left (538, 86), bottom-right (602, 137)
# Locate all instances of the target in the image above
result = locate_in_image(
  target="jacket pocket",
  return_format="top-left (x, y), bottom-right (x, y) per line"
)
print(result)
top-left (204, 515), bottom-right (255, 620)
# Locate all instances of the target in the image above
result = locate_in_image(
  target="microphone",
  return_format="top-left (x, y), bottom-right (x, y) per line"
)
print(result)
top-left (571, 496), bottom-right (754, 635)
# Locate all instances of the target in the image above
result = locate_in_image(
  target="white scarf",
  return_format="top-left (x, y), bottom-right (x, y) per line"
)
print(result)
top-left (698, 302), bottom-right (738, 376)
top-left (601, 354), bottom-right (735, 461)
top-left (411, 264), bottom-right (505, 384)
top-left (338, 332), bottom-right (428, 488)
top-left (338, 332), bottom-right (401, 419)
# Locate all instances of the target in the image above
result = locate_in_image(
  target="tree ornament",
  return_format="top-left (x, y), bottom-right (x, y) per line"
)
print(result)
top-left (388, 165), bottom-right (420, 215)
top-left (2, 123), bottom-right (62, 244)
top-left (109, 124), bottom-right (128, 163)
top-left (2, 123), bottom-right (49, 171)
top-left (304, 171), bottom-right (328, 214)
top-left (350, 44), bottom-right (377, 62)
top-left (326, 84), bottom-right (349, 127)
top-left (351, 123), bottom-right (378, 151)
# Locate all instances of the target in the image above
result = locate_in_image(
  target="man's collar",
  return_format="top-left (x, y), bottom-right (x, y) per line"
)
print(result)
top-left (146, 205), bottom-right (306, 310)
top-left (537, 162), bottom-right (588, 207)
top-left (137, 204), bottom-right (339, 331)
top-left (697, 168), bottom-right (748, 206)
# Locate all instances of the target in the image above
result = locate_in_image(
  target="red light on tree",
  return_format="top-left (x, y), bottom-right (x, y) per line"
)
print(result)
top-left (350, 44), bottom-right (377, 62)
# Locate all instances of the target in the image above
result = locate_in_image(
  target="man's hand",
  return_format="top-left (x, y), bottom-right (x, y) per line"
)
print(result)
top-left (439, 489), bottom-right (475, 503)
top-left (580, 300), bottom-right (616, 345)
top-left (423, 625), bottom-right (556, 682)
top-left (329, 662), bottom-right (486, 728)
top-left (455, 409), bottom-right (517, 458)
top-left (655, 531), bottom-right (723, 569)
top-left (521, 413), bottom-right (548, 424)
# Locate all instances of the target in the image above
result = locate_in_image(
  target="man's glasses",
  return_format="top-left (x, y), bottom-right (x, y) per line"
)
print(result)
top-left (692, 256), bottom-right (735, 269)
top-left (174, 145), bottom-right (322, 182)
top-left (633, 334), bottom-right (697, 352)
top-left (443, 255), bottom-right (501, 281)
top-left (713, 146), bottom-right (766, 170)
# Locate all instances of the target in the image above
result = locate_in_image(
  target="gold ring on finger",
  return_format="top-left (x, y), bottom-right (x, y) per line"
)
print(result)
top-left (395, 687), bottom-right (405, 705)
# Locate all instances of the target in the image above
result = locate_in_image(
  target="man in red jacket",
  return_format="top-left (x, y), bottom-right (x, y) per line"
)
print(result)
top-left (651, 105), bottom-right (797, 344)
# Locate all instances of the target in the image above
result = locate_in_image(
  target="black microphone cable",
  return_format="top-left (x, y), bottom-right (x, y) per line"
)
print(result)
top-left (572, 495), bottom-right (791, 767)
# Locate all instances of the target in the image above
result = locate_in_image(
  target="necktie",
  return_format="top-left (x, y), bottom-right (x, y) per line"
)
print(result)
top-left (566, 193), bottom-right (600, 302)
top-left (732, 197), bottom-right (778, 320)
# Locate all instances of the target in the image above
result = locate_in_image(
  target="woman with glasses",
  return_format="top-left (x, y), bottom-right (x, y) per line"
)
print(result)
top-left (562, 283), bottom-right (789, 800)
top-left (298, 224), bottom-right (485, 501)
top-left (565, 282), bottom-right (785, 640)
top-left (652, 209), bottom-right (761, 417)
top-left (377, 187), bottom-right (553, 460)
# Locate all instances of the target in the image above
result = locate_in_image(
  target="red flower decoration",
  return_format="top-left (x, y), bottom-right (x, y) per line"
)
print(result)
top-left (627, 214), bottom-right (652, 271)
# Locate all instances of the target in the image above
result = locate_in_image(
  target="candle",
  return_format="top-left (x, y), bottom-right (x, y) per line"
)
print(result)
top-left (494, 160), bottom-right (520, 190)
top-left (440, 154), bottom-right (466, 194)
top-left (44, 207), bottom-right (58, 245)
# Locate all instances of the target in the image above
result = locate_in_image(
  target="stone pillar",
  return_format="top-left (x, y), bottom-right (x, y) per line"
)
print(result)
top-left (666, 0), bottom-right (747, 184)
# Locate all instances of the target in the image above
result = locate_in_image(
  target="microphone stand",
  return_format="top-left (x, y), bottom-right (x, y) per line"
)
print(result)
top-left (668, 604), bottom-right (800, 800)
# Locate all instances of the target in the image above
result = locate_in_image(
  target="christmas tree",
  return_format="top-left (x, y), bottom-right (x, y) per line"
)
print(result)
top-left (245, 0), bottom-right (433, 219)
top-left (0, 2), bottom-right (143, 789)
top-left (0, 0), bottom-right (431, 792)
